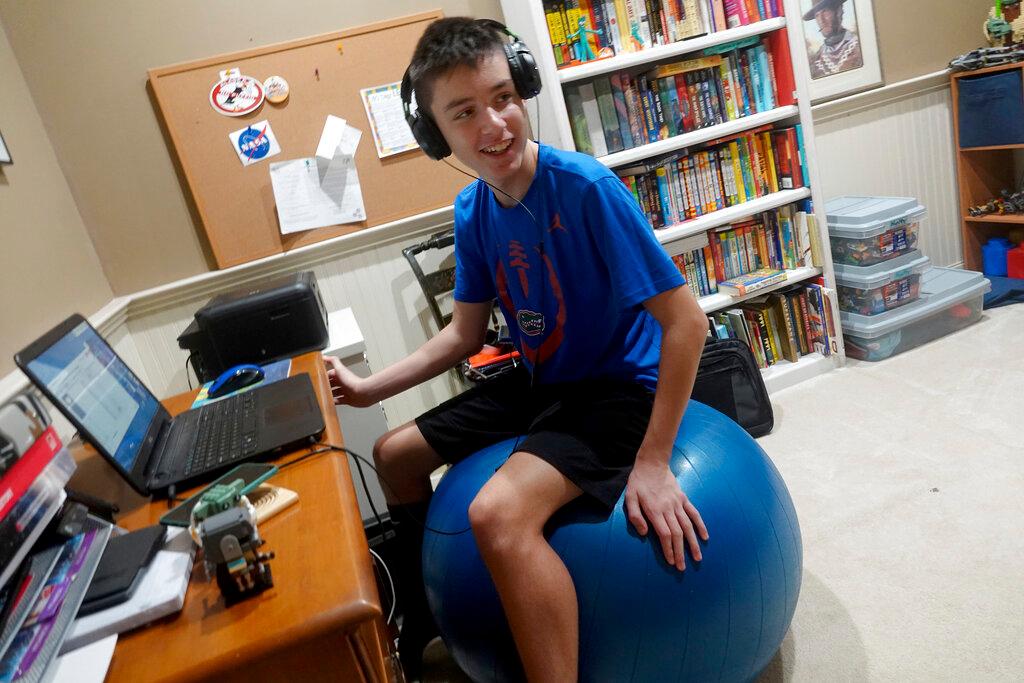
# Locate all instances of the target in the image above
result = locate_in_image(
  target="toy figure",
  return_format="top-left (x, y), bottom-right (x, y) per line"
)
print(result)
top-left (567, 16), bottom-right (602, 62)
top-left (190, 480), bottom-right (275, 604)
top-left (986, 0), bottom-right (1024, 46)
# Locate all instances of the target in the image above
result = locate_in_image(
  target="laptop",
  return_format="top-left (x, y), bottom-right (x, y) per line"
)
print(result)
top-left (14, 314), bottom-right (325, 498)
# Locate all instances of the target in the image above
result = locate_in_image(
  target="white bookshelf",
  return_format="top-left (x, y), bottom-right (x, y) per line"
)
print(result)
top-left (500, 0), bottom-right (846, 389)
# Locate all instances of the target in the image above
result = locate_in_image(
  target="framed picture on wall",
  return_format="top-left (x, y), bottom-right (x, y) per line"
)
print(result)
top-left (0, 129), bottom-right (11, 164)
top-left (800, 0), bottom-right (882, 102)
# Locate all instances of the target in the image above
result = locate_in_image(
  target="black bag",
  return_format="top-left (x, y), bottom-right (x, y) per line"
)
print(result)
top-left (690, 327), bottom-right (774, 438)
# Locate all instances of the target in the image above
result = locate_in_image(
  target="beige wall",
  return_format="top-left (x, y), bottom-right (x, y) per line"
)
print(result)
top-left (0, 1), bottom-right (502, 296)
top-left (875, 0), bottom-right (993, 84)
top-left (0, 23), bottom-right (113, 376)
top-left (0, 0), bottom-right (990, 299)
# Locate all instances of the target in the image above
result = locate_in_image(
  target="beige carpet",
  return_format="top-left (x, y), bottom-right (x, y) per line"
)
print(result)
top-left (422, 304), bottom-right (1024, 682)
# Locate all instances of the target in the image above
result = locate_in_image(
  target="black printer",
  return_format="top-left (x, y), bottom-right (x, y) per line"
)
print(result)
top-left (178, 271), bottom-right (329, 383)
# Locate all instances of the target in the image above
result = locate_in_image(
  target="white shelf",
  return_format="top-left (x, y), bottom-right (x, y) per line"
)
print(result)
top-left (761, 352), bottom-right (835, 395)
top-left (698, 266), bottom-right (822, 313)
top-left (653, 188), bottom-right (812, 247)
top-left (598, 106), bottom-right (800, 169)
top-left (557, 18), bottom-right (788, 83)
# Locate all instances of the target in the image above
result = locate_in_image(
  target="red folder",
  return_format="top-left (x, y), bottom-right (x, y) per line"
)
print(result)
top-left (0, 426), bottom-right (62, 522)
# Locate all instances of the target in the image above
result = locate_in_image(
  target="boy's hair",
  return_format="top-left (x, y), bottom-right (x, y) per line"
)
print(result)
top-left (407, 17), bottom-right (507, 117)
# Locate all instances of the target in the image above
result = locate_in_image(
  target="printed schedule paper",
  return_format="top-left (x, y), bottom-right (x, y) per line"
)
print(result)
top-left (269, 117), bottom-right (365, 234)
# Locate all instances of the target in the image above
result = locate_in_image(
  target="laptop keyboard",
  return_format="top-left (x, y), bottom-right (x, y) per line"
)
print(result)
top-left (184, 393), bottom-right (259, 475)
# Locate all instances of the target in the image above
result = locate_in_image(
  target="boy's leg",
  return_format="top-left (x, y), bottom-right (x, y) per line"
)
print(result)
top-left (373, 422), bottom-right (446, 681)
top-left (469, 452), bottom-right (584, 683)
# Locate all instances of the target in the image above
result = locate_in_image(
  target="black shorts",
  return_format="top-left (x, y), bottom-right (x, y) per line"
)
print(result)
top-left (415, 368), bottom-right (655, 510)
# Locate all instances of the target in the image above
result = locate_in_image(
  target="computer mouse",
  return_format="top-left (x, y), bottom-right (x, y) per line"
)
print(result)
top-left (208, 364), bottom-right (265, 399)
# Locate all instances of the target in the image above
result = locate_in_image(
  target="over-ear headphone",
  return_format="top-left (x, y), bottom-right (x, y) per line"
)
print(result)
top-left (401, 19), bottom-right (542, 160)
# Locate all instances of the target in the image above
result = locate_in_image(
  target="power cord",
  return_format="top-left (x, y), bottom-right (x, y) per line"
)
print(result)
top-left (285, 443), bottom-right (476, 536)
top-left (184, 354), bottom-right (194, 391)
top-left (369, 547), bottom-right (396, 625)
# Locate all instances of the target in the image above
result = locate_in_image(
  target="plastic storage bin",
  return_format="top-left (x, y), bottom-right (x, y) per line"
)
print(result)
top-left (834, 249), bottom-right (930, 315)
top-left (826, 196), bottom-right (925, 266)
top-left (840, 267), bottom-right (991, 361)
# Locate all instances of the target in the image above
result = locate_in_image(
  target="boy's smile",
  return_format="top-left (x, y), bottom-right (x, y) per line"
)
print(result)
top-left (430, 50), bottom-right (538, 206)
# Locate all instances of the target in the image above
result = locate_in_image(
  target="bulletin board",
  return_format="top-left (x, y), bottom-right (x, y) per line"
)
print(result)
top-left (148, 10), bottom-right (465, 269)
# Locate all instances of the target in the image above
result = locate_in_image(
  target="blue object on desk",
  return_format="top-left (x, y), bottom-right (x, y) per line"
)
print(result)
top-left (208, 364), bottom-right (264, 399)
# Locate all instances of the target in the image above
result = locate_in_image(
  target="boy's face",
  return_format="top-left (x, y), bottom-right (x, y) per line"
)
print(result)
top-left (429, 50), bottom-right (532, 186)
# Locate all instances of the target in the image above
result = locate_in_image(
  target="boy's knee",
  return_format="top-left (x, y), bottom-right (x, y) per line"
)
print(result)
top-left (468, 489), bottom-right (526, 554)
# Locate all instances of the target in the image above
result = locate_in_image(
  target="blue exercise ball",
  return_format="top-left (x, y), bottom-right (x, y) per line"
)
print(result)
top-left (423, 400), bottom-right (802, 683)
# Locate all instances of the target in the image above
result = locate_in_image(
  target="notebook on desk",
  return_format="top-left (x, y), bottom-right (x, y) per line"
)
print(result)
top-left (14, 314), bottom-right (325, 498)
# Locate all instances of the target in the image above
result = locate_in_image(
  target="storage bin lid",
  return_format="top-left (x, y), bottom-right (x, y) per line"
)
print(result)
top-left (825, 196), bottom-right (927, 239)
top-left (834, 250), bottom-right (931, 289)
top-left (840, 267), bottom-right (991, 338)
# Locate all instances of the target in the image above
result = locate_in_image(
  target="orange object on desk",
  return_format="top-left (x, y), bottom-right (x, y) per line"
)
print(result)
top-left (66, 352), bottom-right (394, 683)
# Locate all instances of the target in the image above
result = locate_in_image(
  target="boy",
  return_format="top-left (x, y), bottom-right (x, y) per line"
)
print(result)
top-left (324, 17), bottom-right (709, 682)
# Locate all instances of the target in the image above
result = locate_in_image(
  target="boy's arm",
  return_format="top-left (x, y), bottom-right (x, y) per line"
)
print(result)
top-left (625, 284), bottom-right (710, 571)
top-left (324, 299), bottom-right (493, 407)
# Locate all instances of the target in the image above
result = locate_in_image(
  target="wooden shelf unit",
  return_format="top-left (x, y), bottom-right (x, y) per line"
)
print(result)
top-left (950, 62), bottom-right (1024, 271)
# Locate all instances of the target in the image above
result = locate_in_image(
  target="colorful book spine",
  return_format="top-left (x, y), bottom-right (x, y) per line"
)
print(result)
top-left (609, 73), bottom-right (635, 150)
top-left (594, 78), bottom-right (625, 153)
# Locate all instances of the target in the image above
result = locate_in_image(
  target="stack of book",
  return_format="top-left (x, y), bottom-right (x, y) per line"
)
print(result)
top-left (544, 0), bottom-right (784, 68)
top-left (565, 36), bottom-right (789, 156)
top-left (708, 280), bottom-right (842, 368)
top-left (0, 394), bottom-right (112, 680)
top-left (670, 201), bottom-right (822, 298)
top-left (616, 124), bottom-right (805, 228)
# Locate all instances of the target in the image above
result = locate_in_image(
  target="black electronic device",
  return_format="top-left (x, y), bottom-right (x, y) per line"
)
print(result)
top-left (400, 18), bottom-right (541, 160)
top-left (78, 525), bottom-right (167, 616)
top-left (159, 462), bottom-right (277, 527)
top-left (178, 271), bottom-right (328, 383)
top-left (15, 314), bottom-right (325, 498)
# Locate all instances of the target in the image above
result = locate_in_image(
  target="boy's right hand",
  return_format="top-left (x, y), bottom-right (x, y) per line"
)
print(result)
top-left (323, 355), bottom-right (375, 407)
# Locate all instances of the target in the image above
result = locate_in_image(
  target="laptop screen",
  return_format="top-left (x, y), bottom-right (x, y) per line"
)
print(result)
top-left (26, 320), bottom-right (161, 472)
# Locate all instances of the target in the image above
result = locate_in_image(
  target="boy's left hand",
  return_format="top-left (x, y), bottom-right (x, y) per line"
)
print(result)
top-left (625, 455), bottom-right (708, 571)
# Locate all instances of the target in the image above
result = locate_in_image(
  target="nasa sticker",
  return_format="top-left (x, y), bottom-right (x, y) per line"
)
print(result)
top-left (209, 69), bottom-right (265, 116)
top-left (228, 120), bottom-right (281, 166)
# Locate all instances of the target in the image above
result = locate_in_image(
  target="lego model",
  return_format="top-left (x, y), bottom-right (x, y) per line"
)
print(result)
top-left (968, 188), bottom-right (1024, 217)
top-left (190, 480), bottom-right (275, 604)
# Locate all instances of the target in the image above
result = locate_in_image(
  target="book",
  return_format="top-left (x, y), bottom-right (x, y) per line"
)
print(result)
top-left (767, 292), bottom-right (799, 362)
top-left (563, 85), bottom-right (594, 155)
top-left (593, 78), bottom-right (625, 153)
top-left (544, 1), bottom-right (571, 66)
top-left (718, 267), bottom-right (788, 296)
top-left (0, 426), bottom-right (64, 523)
top-left (608, 73), bottom-right (635, 149)
top-left (577, 82), bottom-right (609, 156)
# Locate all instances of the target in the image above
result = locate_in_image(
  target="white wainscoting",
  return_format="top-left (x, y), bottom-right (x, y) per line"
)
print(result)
top-left (811, 70), bottom-right (964, 268)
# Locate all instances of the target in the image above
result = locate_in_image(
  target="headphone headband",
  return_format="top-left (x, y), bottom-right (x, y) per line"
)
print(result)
top-left (401, 19), bottom-right (542, 160)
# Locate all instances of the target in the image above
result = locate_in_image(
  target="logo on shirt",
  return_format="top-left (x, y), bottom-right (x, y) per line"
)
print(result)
top-left (517, 310), bottom-right (545, 336)
top-left (548, 212), bottom-right (568, 234)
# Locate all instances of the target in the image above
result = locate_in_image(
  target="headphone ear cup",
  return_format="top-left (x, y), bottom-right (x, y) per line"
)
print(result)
top-left (410, 112), bottom-right (451, 160)
top-left (505, 40), bottom-right (542, 100)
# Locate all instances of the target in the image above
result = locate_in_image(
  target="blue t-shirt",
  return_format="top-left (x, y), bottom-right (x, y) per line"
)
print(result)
top-left (453, 143), bottom-right (685, 390)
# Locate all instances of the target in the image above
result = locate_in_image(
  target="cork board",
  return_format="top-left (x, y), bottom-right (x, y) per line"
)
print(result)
top-left (148, 10), bottom-right (463, 268)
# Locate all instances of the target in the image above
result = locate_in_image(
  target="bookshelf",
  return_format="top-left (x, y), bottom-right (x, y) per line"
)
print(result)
top-left (950, 61), bottom-right (1024, 272)
top-left (501, 0), bottom-right (846, 387)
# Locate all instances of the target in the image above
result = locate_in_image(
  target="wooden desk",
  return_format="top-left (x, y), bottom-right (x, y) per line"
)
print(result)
top-left (67, 353), bottom-right (395, 683)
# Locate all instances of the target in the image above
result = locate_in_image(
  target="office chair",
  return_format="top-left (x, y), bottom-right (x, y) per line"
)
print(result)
top-left (402, 230), bottom-right (519, 387)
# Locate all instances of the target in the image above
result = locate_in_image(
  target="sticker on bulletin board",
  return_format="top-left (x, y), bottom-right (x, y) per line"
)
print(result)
top-left (228, 120), bottom-right (281, 166)
top-left (209, 72), bottom-right (265, 117)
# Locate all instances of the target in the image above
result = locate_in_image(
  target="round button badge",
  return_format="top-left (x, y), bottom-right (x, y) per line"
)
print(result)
top-left (209, 74), bottom-right (265, 116)
top-left (263, 76), bottom-right (290, 104)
